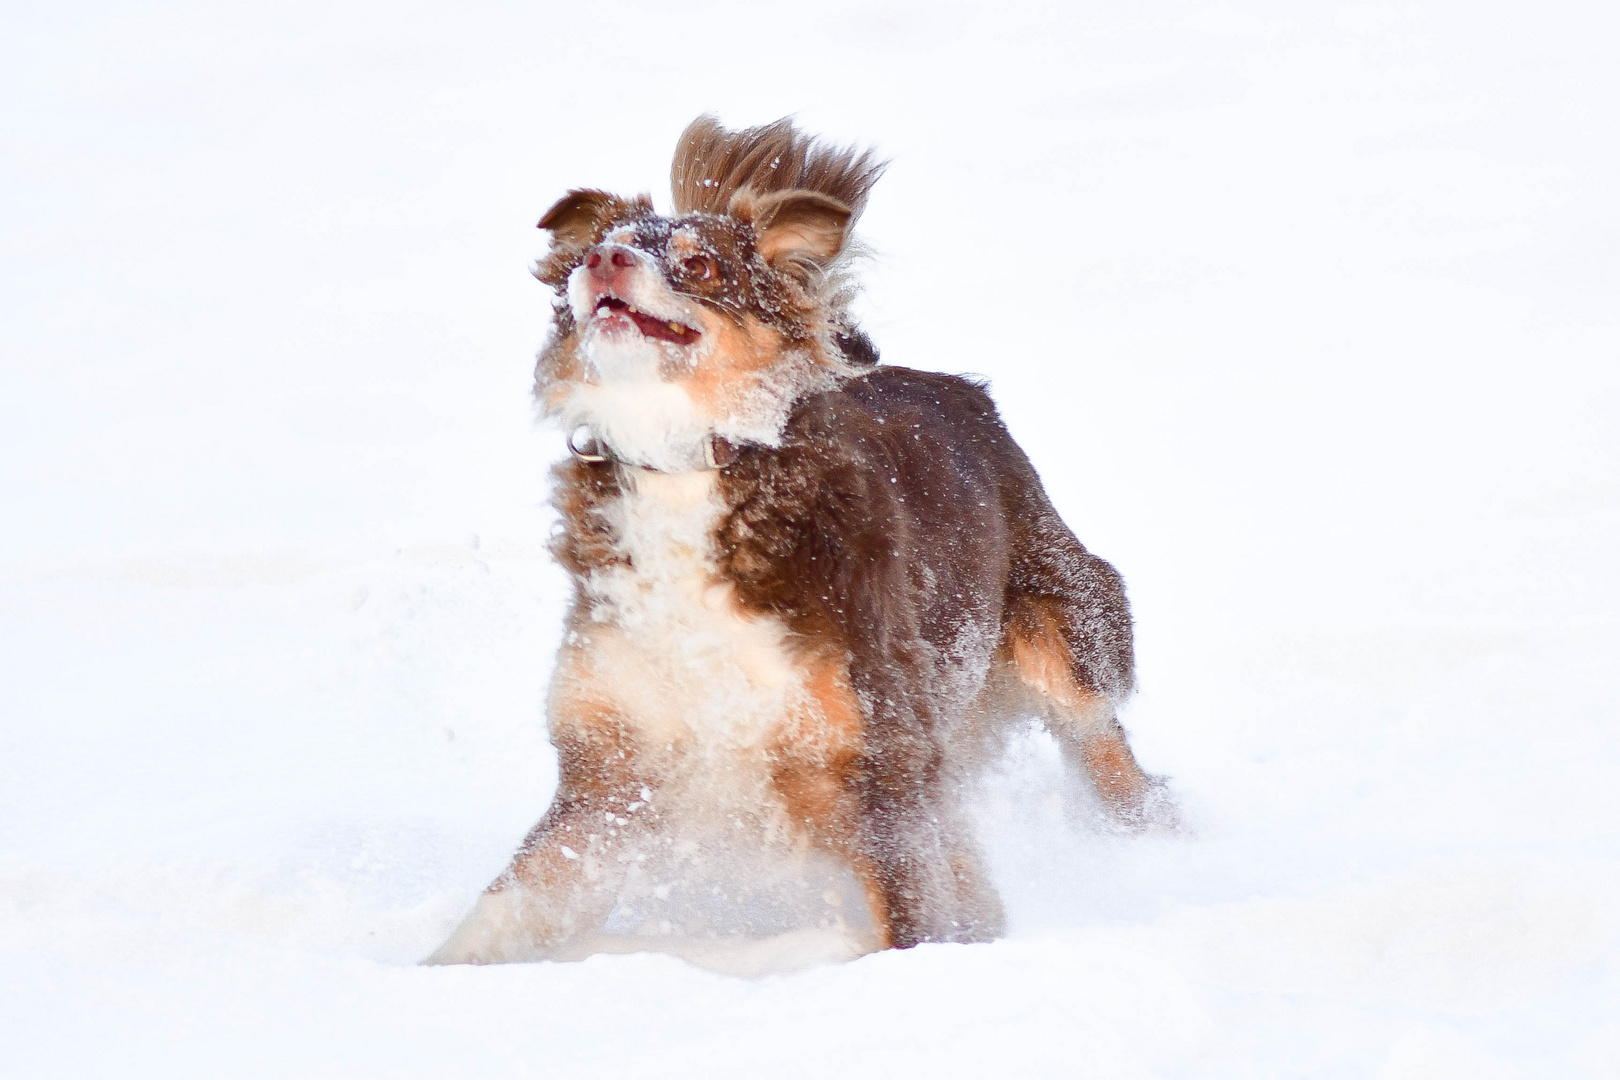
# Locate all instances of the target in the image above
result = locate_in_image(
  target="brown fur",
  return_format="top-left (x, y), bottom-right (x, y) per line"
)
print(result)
top-left (670, 114), bottom-right (886, 221)
top-left (428, 117), bottom-right (1164, 966)
top-left (712, 367), bottom-right (1143, 944)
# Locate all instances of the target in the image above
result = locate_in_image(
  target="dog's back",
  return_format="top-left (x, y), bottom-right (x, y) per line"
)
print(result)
top-left (722, 365), bottom-right (1133, 709)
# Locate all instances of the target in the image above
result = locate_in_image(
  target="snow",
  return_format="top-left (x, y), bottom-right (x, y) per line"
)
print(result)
top-left (3, 0), bottom-right (1618, 1075)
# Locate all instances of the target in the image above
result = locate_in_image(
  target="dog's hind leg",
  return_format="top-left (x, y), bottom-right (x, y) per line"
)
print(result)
top-left (1003, 540), bottom-right (1172, 828)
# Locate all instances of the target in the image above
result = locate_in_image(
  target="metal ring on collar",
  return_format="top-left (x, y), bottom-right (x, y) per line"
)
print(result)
top-left (704, 437), bottom-right (740, 470)
top-left (566, 426), bottom-right (609, 463)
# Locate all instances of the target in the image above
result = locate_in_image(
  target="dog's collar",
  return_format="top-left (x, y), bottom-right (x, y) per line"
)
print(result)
top-left (566, 427), bottom-right (741, 472)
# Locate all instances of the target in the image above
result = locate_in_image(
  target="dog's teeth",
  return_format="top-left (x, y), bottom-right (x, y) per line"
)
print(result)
top-left (629, 305), bottom-right (639, 314)
top-left (668, 322), bottom-right (683, 333)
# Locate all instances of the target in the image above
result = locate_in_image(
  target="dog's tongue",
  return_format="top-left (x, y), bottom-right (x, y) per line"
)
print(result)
top-left (626, 308), bottom-right (700, 346)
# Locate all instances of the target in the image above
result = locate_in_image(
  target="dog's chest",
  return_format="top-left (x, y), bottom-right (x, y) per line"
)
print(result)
top-left (580, 469), bottom-right (806, 758)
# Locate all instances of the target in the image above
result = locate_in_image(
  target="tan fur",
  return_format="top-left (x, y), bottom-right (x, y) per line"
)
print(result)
top-left (680, 312), bottom-right (792, 410)
top-left (1003, 597), bottom-right (1155, 818)
top-left (1007, 597), bottom-right (1104, 715)
top-left (766, 653), bottom-right (896, 948)
top-left (537, 325), bottom-right (586, 399)
top-left (1079, 726), bottom-right (1154, 814)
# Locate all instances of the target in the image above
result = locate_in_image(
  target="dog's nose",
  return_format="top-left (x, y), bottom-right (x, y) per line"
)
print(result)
top-left (585, 244), bottom-right (640, 282)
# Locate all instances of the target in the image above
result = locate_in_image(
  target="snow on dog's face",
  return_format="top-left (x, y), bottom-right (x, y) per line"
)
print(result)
top-left (531, 187), bottom-right (859, 471)
top-left (527, 113), bottom-right (889, 471)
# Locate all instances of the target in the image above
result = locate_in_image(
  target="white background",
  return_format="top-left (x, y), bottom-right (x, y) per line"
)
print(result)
top-left (3, 1), bottom-right (1617, 1075)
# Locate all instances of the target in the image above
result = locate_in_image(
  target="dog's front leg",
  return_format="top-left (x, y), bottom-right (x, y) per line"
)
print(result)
top-left (424, 785), bottom-right (642, 965)
top-left (434, 802), bottom-right (627, 964)
top-left (426, 697), bottom-right (652, 966)
top-left (852, 706), bottom-right (1005, 949)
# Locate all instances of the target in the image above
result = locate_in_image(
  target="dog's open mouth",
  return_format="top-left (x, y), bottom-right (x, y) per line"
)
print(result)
top-left (595, 296), bottom-right (700, 346)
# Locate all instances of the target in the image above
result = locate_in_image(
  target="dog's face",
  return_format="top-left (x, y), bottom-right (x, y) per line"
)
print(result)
top-left (532, 188), bottom-right (856, 467)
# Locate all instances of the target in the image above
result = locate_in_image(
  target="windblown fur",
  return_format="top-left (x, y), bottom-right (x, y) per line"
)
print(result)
top-left (671, 115), bottom-right (886, 220)
top-left (429, 116), bottom-right (1165, 969)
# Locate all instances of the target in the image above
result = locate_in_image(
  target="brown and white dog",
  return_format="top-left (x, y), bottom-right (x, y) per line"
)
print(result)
top-left (428, 116), bottom-right (1165, 968)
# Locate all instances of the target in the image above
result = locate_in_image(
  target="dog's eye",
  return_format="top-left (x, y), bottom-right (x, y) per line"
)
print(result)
top-left (682, 255), bottom-right (716, 281)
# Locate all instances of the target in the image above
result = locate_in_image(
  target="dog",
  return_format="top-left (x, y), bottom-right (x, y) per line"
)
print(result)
top-left (427, 116), bottom-right (1164, 967)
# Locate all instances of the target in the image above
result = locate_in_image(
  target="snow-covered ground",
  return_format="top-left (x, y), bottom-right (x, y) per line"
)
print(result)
top-left (4, 1), bottom-right (1618, 1074)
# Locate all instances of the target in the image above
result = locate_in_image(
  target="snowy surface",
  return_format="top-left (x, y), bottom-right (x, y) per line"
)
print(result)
top-left (4, 0), bottom-right (1618, 1075)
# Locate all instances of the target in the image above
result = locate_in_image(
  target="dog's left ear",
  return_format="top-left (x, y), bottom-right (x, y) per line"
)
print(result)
top-left (746, 189), bottom-right (853, 270)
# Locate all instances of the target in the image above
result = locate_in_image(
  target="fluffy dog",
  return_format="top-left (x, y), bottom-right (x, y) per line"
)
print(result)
top-left (428, 116), bottom-right (1163, 967)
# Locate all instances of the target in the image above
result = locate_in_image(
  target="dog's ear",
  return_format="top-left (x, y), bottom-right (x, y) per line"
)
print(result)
top-left (534, 190), bottom-right (650, 289)
top-left (743, 189), bottom-right (853, 270)
top-left (538, 189), bottom-right (645, 248)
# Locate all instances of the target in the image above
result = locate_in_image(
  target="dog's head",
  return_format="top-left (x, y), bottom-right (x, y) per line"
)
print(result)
top-left (533, 117), bottom-right (884, 470)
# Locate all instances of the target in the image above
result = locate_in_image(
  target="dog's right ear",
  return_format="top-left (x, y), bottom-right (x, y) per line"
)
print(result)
top-left (537, 189), bottom-right (623, 248)
top-left (533, 190), bottom-right (652, 289)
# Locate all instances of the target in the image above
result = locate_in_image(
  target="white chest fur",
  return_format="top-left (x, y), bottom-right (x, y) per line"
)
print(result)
top-left (532, 468), bottom-right (880, 967)
top-left (576, 469), bottom-right (806, 763)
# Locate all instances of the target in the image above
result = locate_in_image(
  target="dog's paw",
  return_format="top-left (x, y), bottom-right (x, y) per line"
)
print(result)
top-left (1119, 776), bottom-right (1184, 835)
top-left (423, 888), bottom-right (552, 966)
